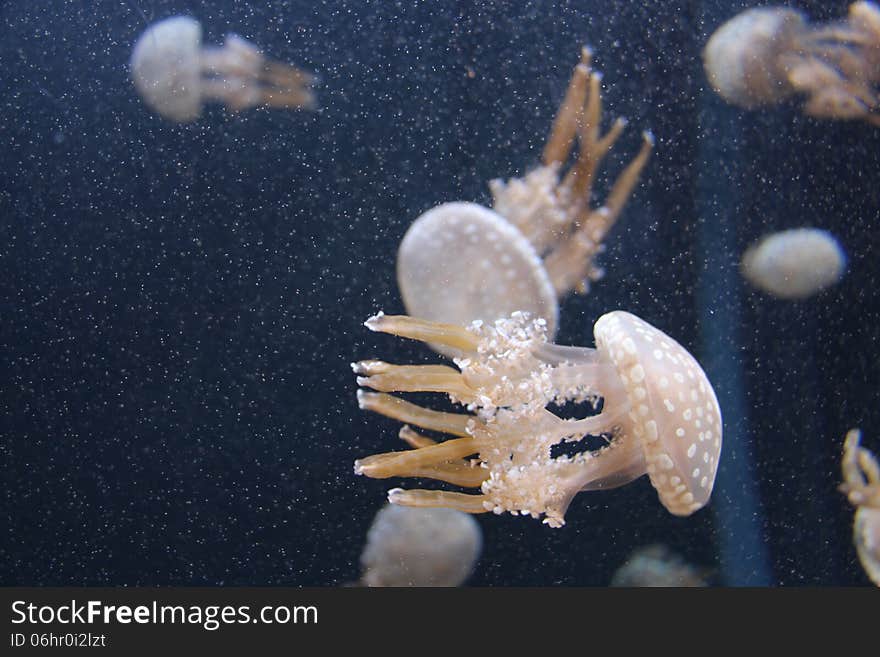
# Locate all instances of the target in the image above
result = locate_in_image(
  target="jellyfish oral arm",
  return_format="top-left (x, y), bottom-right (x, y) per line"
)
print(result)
top-left (841, 429), bottom-right (880, 508)
top-left (576, 442), bottom-right (647, 492)
top-left (487, 48), bottom-right (653, 301)
top-left (198, 33), bottom-right (316, 112)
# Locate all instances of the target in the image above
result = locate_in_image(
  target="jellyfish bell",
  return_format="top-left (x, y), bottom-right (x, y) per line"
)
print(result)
top-left (352, 309), bottom-right (721, 527)
top-left (741, 227), bottom-right (846, 300)
top-left (397, 202), bottom-right (558, 358)
top-left (395, 48), bottom-right (652, 353)
top-left (610, 544), bottom-right (708, 587)
top-left (130, 16), bottom-right (203, 122)
top-left (593, 311), bottom-right (722, 516)
top-left (854, 507), bottom-right (880, 585)
top-left (703, 7), bottom-right (805, 108)
top-left (359, 503), bottom-right (483, 587)
top-left (130, 15), bottom-right (317, 123)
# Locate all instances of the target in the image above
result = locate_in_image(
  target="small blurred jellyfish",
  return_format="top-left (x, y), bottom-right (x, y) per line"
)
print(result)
top-left (610, 544), bottom-right (708, 587)
top-left (840, 429), bottom-right (880, 586)
top-left (704, 2), bottom-right (880, 125)
top-left (359, 503), bottom-right (483, 587)
top-left (741, 228), bottom-right (846, 300)
top-left (130, 15), bottom-right (316, 123)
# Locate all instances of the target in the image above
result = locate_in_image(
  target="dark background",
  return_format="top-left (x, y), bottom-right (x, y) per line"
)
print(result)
top-left (1, 0), bottom-right (877, 585)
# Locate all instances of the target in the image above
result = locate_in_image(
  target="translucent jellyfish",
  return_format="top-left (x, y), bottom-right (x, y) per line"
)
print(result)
top-left (839, 429), bottom-right (880, 586)
top-left (741, 227), bottom-right (846, 300)
top-left (130, 16), bottom-right (316, 123)
top-left (610, 544), bottom-right (708, 587)
top-left (397, 48), bottom-right (653, 355)
top-left (359, 503), bottom-right (482, 587)
top-left (704, 2), bottom-right (880, 124)
top-left (352, 310), bottom-right (722, 527)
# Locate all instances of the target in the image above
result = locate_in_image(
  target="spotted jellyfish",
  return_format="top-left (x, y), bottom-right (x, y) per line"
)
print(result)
top-left (351, 310), bottom-right (722, 528)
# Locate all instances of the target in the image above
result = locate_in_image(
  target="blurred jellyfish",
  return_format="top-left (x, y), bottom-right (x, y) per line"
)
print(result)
top-left (397, 48), bottom-right (653, 356)
top-left (130, 15), bottom-right (316, 123)
top-left (704, 2), bottom-right (880, 125)
top-left (839, 429), bottom-right (880, 586)
top-left (352, 310), bottom-right (721, 527)
top-left (359, 503), bottom-right (483, 587)
top-left (610, 544), bottom-right (709, 587)
top-left (741, 227), bottom-right (846, 299)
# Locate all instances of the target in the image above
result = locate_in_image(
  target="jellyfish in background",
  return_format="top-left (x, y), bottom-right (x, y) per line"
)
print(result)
top-left (840, 429), bottom-right (880, 586)
top-left (703, 2), bottom-right (880, 125)
top-left (397, 48), bottom-right (653, 355)
top-left (740, 228), bottom-right (846, 300)
top-left (351, 310), bottom-right (721, 527)
top-left (130, 16), bottom-right (317, 123)
top-left (610, 544), bottom-right (709, 587)
top-left (358, 503), bottom-right (483, 587)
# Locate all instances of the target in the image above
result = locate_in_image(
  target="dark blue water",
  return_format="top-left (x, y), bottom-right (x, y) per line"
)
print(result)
top-left (1, 0), bottom-right (877, 586)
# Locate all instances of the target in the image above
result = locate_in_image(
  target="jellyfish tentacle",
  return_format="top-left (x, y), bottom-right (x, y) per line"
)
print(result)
top-left (356, 390), bottom-right (474, 437)
top-left (564, 71), bottom-right (604, 201)
top-left (543, 46), bottom-right (593, 166)
top-left (859, 449), bottom-right (880, 487)
top-left (403, 463), bottom-right (489, 488)
top-left (353, 360), bottom-right (473, 398)
top-left (364, 313), bottom-right (480, 352)
top-left (262, 60), bottom-right (316, 87)
top-left (542, 132), bottom-right (652, 297)
top-left (602, 130), bottom-right (655, 224)
top-left (354, 436), bottom-right (479, 479)
top-left (398, 425), bottom-right (438, 448)
top-left (840, 429), bottom-right (880, 507)
top-left (393, 427), bottom-right (488, 486)
top-left (387, 488), bottom-right (491, 514)
top-left (803, 26), bottom-right (877, 46)
top-left (260, 87), bottom-right (317, 110)
top-left (593, 117), bottom-right (628, 165)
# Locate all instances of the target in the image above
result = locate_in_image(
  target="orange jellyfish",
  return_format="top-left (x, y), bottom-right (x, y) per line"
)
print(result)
top-left (704, 2), bottom-right (880, 125)
top-left (352, 310), bottom-right (722, 527)
top-left (840, 429), bottom-right (880, 586)
top-left (396, 48), bottom-right (653, 354)
top-left (130, 15), bottom-right (317, 123)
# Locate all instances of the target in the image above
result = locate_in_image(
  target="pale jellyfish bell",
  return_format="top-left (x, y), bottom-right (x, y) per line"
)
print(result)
top-left (610, 544), bottom-right (708, 587)
top-left (130, 15), bottom-right (317, 123)
top-left (704, 2), bottom-right (880, 124)
top-left (352, 310), bottom-right (722, 528)
top-left (397, 48), bottom-right (653, 356)
top-left (359, 503), bottom-right (482, 587)
top-left (741, 227), bottom-right (846, 300)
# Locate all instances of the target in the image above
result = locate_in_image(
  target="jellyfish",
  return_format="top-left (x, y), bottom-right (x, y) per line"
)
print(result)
top-left (130, 15), bottom-right (316, 123)
top-left (839, 429), bottom-right (880, 586)
top-left (351, 309), bottom-right (722, 527)
top-left (610, 544), bottom-right (709, 587)
top-left (358, 503), bottom-right (483, 587)
top-left (397, 48), bottom-right (653, 356)
top-left (740, 227), bottom-right (846, 300)
top-left (703, 2), bottom-right (880, 125)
